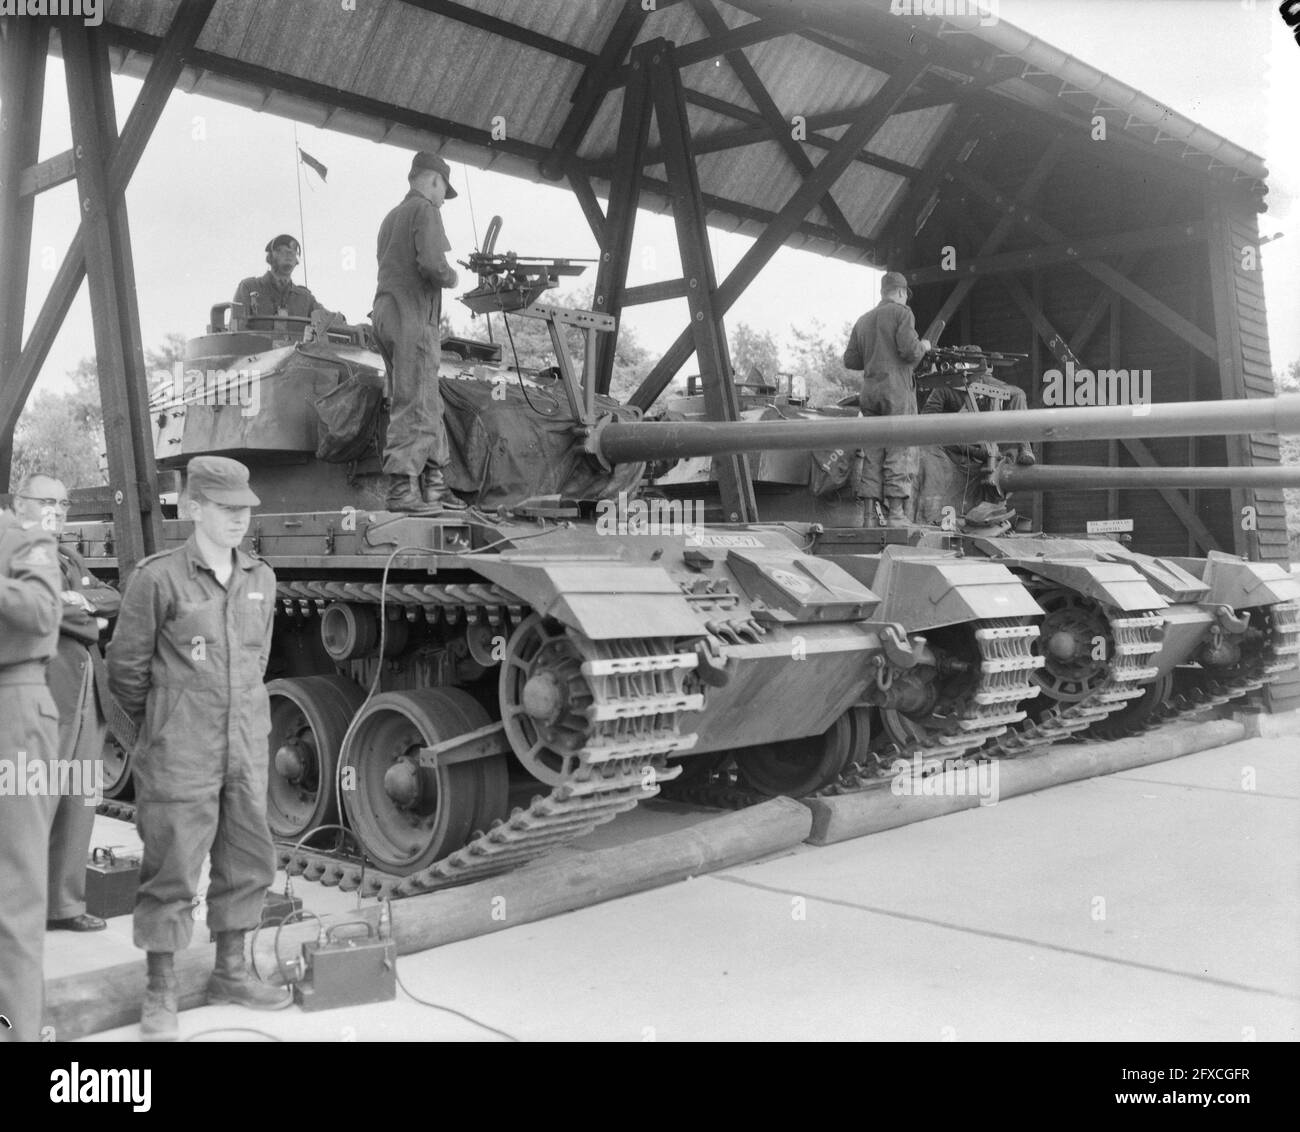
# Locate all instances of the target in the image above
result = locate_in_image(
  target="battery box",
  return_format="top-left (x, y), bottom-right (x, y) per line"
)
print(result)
top-left (84, 847), bottom-right (140, 919)
top-left (293, 923), bottom-right (396, 1012)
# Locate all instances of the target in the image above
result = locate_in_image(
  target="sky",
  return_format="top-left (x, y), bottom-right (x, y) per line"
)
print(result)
top-left (9, 0), bottom-right (1300, 400)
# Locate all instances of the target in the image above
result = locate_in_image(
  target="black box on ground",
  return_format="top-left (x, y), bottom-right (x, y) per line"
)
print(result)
top-left (293, 924), bottom-right (396, 1012)
top-left (84, 847), bottom-right (140, 919)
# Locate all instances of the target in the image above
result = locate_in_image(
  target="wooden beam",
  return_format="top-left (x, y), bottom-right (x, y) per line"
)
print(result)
top-left (951, 165), bottom-right (1221, 360)
top-left (0, 19), bottom-right (47, 489)
top-left (539, 0), bottom-right (650, 180)
top-left (624, 279), bottom-right (690, 305)
top-left (63, 24), bottom-right (161, 573)
top-left (18, 148), bottom-right (76, 197)
top-left (604, 16), bottom-right (795, 91)
top-left (591, 52), bottom-right (653, 394)
top-left (400, 0), bottom-right (597, 65)
top-left (907, 220), bottom-right (1206, 287)
top-left (566, 169), bottom-right (606, 247)
top-left (1068, 251), bottom-right (1142, 357)
top-left (0, 1), bottom-right (216, 436)
top-left (647, 40), bottom-right (756, 522)
top-left (691, 0), bottom-right (853, 243)
top-left (921, 135), bottom-right (1063, 341)
top-left (631, 60), bottom-right (927, 409)
top-left (1117, 437), bottom-right (1221, 554)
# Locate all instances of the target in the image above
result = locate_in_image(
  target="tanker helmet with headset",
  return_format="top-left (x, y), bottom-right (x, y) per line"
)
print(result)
top-left (265, 234), bottom-right (301, 267)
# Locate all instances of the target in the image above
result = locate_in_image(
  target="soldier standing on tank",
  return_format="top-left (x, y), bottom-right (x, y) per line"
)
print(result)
top-left (106, 456), bottom-right (291, 1042)
top-left (0, 496), bottom-right (64, 1042)
top-left (372, 151), bottom-right (469, 515)
top-left (233, 234), bottom-right (322, 320)
top-left (842, 271), bottom-right (933, 526)
top-left (12, 474), bottom-right (121, 934)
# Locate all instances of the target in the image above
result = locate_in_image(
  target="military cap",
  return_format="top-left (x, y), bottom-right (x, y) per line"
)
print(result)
top-left (880, 270), bottom-right (912, 297)
top-left (409, 151), bottom-right (458, 198)
top-left (186, 455), bottom-right (260, 507)
top-left (265, 234), bottom-right (301, 254)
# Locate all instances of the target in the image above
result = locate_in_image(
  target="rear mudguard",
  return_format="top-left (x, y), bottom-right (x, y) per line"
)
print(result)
top-left (1194, 551), bottom-right (1300, 610)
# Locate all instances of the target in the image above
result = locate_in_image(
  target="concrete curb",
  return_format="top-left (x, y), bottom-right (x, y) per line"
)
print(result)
top-left (48, 796), bottom-right (811, 1042)
top-left (1231, 707), bottom-right (1300, 739)
top-left (803, 718), bottom-right (1247, 846)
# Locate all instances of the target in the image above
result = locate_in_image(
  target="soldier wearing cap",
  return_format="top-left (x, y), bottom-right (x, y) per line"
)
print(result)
top-left (0, 497), bottom-right (63, 1042)
top-left (233, 234), bottom-right (322, 321)
top-left (372, 150), bottom-right (468, 514)
top-left (107, 455), bottom-right (290, 1041)
top-left (842, 271), bottom-right (933, 526)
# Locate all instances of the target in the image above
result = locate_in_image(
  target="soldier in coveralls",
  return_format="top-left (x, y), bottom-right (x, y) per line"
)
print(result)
top-left (12, 474), bottom-right (121, 934)
top-left (107, 456), bottom-right (290, 1041)
top-left (842, 271), bottom-right (933, 526)
top-left (0, 502), bottom-right (63, 1042)
top-left (373, 151), bottom-right (469, 515)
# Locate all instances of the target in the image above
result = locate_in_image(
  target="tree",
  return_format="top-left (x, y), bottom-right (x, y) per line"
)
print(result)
top-left (789, 319), bottom-right (857, 406)
top-left (729, 322), bottom-right (782, 384)
top-left (8, 335), bottom-right (188, 493)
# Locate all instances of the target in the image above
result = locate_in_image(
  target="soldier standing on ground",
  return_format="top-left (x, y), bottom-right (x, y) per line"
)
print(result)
top-left (842, 271), bottom-right (932, 526)
top-left (106, 456), bottom-right (291, 1042)
top-left (0, 496), bottom-right (64, 1042)
top-left (12, 474), bottom-right (121, 934)
top-left (373, 151), bottom-right (468, 515)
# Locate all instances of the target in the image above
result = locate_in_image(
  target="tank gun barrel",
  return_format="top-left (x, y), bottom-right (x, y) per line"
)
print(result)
top-left (593, 396), bottom-right (1300, 464)
top-left (995, 462), bottom-right (1300, 492)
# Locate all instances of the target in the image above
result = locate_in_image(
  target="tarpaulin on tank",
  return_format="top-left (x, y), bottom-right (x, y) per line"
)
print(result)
top-left (439, 376), bottom-right (645, 507)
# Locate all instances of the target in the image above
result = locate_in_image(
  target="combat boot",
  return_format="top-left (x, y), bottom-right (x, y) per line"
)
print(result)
top-left (140, 951), bottom-right (178, 1042)
top-left (387, 474), bottom-right (443, 515)
top-left (885, 497), bottom-right (909, 527)
top-left (206, 929), bottom-right (293, 1010)
top-left (419, 463), bottom-right (467, 510)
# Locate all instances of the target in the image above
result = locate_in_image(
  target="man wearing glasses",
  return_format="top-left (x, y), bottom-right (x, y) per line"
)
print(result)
top-left (232, 234), bottom-right (322, 322)
top-left (11, 474), bottom-right (121, 935)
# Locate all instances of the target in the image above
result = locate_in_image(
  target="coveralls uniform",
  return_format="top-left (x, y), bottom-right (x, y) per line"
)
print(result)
top-left (46, 547), bottom-right (120, 921)
top-left (373, 188), bottom-right (458, 477)
top-left (106, 536), bottom-right (277, 953)
top-left (842, 299), bottom-right (928, 502)
top-left (0, 513), bottom-right (63, 1043)
top-left (232, 270), bottom-right (320, 319)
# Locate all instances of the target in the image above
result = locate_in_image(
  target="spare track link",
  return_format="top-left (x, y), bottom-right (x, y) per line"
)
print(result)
top-left (275, 632), bottom-right (695, 899)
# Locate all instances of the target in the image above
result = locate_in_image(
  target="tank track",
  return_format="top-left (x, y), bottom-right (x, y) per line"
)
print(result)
top-left (276, 630), bottom-right (695, 899)
top-left (984, 610), bottom-right (1165, 757)
top-left (661, 617), bottom-right (1044, 806)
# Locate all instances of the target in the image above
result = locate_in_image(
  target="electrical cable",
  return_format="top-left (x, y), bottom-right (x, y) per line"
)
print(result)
top-left (393, 965), bottom-right (520, 1042)
top-left (183, 1028), bottom-right (284, 1042)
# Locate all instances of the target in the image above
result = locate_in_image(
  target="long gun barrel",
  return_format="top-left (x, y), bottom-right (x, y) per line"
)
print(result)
top-left (995, 462), bottom-right (1300, 492)
top-left (592, 396), bottom-right (1300, 465)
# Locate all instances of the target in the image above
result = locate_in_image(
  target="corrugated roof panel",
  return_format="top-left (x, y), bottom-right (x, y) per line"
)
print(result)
top-left (633, 0), bottom-right (716, 49)
top-left (742, 35), bottom-right (888, 120)
top-left (826, 162), bottom-right (908, 238)
top-left (815, 103), bottom-right (955, 168)
top-left (469, 0), bottom-right (619, 55)
top-left (695, 139), bottom-right (804, 211)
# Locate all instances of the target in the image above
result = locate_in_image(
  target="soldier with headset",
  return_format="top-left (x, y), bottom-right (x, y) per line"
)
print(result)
top-left (232, 233), bottom-right (322, 320)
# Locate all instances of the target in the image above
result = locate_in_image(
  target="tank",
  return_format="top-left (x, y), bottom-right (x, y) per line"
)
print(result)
top-left (74, 270), bottom-right (1300, 896)
top-left (645, 355), bottom-right (1300, 753)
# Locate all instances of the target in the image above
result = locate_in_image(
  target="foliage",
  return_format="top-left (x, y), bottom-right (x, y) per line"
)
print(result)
top-left (729, 322), bottom-right (782, 385)
top-left (8, 335), bottom-right (188, 493)
top-left (787, 319), bottom-right (857, 406)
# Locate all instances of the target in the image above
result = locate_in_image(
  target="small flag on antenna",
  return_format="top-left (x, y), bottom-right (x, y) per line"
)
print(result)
top-left (298, 147), bottom-right (328, 182)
